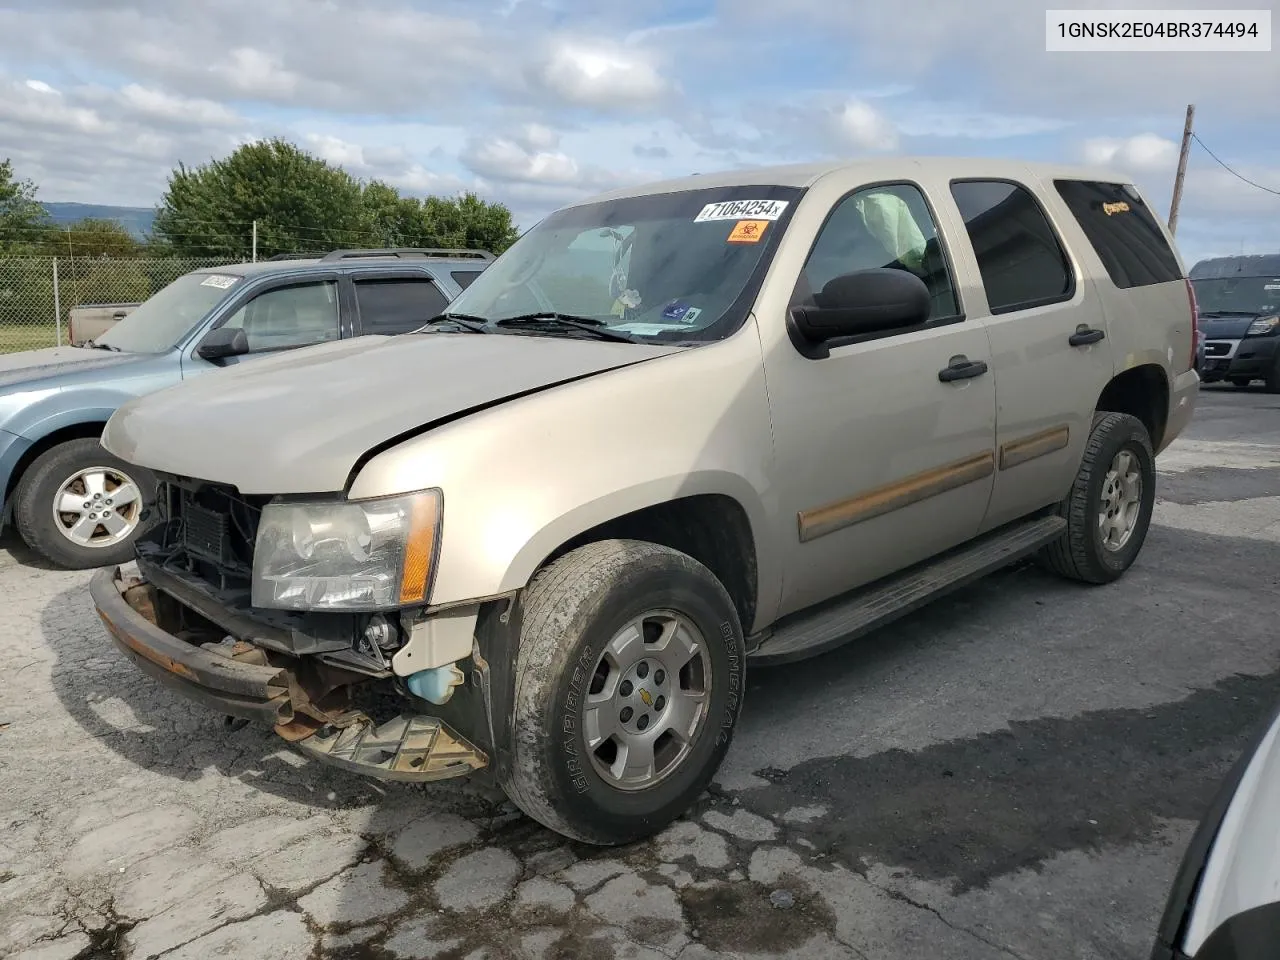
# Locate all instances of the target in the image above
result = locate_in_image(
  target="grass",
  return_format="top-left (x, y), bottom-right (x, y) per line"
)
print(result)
top-left (0, 325), bottom-right (62, 355)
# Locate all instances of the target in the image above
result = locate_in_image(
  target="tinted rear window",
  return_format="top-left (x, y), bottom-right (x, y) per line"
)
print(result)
top-left (1054, 180), bottom-right (1182, 288)
top-left (451, 270), bottom-right (482, 289)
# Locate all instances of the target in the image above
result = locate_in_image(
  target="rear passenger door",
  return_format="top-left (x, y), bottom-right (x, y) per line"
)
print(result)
top-left (350, 272), bottom-right (451, 337)
top-left (1052, 178), bottom-right (1193, 444)
top-left (944, 178), bottom-right (1117, 533)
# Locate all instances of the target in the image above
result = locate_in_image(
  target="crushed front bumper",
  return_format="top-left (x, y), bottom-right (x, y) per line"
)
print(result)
top-left (90, 565), bottom-right (488, 783)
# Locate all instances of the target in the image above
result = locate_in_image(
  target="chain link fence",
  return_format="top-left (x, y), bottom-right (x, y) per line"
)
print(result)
top-left (0, 257), bottom-right (239, 354)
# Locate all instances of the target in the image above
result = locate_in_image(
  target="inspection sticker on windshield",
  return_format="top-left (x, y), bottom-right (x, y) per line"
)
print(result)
top-left (695, 199), bottom-right (789, 222)
top-left (200, 274), bottom-right (239, 289)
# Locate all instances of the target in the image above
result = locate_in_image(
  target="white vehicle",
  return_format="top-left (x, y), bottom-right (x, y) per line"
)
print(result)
top-left (1151, 703), bottom-right (1280, 959)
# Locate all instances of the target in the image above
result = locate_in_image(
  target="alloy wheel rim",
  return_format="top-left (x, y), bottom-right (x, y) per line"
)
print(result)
top-left (51, 466), bottom-right (143, 549)
top-left (583, 610), bottom-right (712, 792)
top-left (1098, 449), bottom-right (1143, 552)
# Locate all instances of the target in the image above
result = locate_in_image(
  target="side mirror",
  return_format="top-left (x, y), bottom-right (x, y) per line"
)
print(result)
top-left (789, 268), bottom-right (931, 359)
top-left (196, 326), bottom-right (249, 362)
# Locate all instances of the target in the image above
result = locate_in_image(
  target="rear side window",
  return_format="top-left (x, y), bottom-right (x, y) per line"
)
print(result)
top-left (1054, 180), bottom-right (1182, 288)
top-left (353, 277), bottom-right (449, 335)
top-left (451, 270), bottom-right (482, 290)
top-left (950, 180), bottom-right (1073, 314)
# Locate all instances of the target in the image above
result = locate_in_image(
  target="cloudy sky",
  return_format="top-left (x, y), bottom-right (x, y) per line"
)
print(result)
top-left (0, 0), bottom-right (1276, 264)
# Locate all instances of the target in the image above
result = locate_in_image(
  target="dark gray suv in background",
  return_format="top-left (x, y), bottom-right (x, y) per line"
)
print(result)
top-left (1190, 254), bottom-right (1280, 390)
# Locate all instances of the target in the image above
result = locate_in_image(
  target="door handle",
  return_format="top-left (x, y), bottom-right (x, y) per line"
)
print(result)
top-left (938, 356), bottom-right (988, 382)
top-left (1069, 326), bottom-right (1106, 346)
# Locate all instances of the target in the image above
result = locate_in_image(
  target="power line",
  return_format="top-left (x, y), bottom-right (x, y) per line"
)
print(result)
top-left (1191, 132), bottom-right (1280, 197)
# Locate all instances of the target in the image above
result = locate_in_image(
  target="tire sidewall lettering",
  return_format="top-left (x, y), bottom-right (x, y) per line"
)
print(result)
top-left (560, 644), bottom-right (595, 794)
top-left (718, 619), bottom-right (741, 746)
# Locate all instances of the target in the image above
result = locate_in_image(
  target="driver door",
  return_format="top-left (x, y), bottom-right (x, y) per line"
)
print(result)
top-left (762, 180), bottom-right (998, 618)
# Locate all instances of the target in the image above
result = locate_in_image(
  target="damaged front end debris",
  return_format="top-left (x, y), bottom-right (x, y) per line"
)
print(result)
top-left (91, 565), bottom-right (489, 783)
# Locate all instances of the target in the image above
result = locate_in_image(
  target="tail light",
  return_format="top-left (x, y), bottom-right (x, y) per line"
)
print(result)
top-left (1185, 278), bottom-right (1199, 371)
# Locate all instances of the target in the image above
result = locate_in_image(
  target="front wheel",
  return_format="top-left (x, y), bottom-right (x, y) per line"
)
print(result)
top-left (500, 539), bottom-right (746, 845)
top-left (1038, 411), bottom-right (1156, 584)
top-left (13, 437), bottom-right (157, 569)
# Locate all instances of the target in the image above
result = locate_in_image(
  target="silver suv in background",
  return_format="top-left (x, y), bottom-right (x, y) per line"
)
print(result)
top-left (0, 248), bottom-right (490, 569)
top-left (91, 158), bottom-right (1197, 845)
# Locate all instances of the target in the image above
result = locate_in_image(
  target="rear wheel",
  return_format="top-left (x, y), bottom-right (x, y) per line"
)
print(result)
top-left (1230, 377), bottom-right (1252, 388)
top-left (500, 539), bottom-right (745, 845)
top-left (1038, 412), bottom-right (1156, 585)
top-left (13, 437), bottom-right (156, 569)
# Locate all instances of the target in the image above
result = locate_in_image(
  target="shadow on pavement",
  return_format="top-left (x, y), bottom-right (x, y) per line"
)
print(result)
top-left (0, 525), bottom-right (63, 572)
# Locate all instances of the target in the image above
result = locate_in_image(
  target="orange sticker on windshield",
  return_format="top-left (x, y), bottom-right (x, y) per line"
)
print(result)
top-left (727, 220), bottom-right (768, 243)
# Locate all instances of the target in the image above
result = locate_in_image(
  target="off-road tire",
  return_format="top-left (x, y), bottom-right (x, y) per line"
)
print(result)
top-left (499, 539), bottom-right (746, 845)
top-left (13, 437), bottom-right (157, 569)
top-left (1038, 411), bottom-right (1156, 585)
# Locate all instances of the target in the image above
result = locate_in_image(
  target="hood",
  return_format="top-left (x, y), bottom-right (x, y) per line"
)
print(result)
top-left (103, 332), bottom-right (682, 494)
top-left (0, 345), bottom-right (139, 391)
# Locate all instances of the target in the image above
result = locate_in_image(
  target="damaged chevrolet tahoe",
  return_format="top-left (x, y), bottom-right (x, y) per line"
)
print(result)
top-left (91, 159), bottom-right (1199, 845)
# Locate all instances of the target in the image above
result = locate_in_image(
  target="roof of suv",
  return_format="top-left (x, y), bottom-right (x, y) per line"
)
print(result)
top-left (571, 156), bottom-right (1138, 207)
top-left (191, 248), bottom-right (494, 279)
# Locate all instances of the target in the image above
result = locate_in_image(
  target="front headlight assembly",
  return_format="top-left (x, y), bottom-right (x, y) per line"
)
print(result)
top-left (251, 489), bottom-right (442, 611)
top-left (1246, 315), bottom-right (1280, 336)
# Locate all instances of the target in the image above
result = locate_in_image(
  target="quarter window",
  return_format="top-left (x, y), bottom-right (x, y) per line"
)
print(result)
top-left (1054, 180), bottom-right (1182, 288)
top-left (949, 180), bottom-right (1073, 314)
top-left (794, 182), bottom-right (960, 323)
top-left (353, 277), bottom-right (450, 335)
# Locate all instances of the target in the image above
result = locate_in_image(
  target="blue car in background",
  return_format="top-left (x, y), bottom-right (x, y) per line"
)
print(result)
top-left (0, 248), bottom-right (491, 569)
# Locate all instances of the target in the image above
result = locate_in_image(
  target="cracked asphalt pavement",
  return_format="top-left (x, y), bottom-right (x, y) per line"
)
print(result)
top-left (3, 384), bottom-right (1280, 960)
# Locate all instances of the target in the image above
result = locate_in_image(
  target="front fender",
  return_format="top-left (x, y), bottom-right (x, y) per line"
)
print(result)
top-left (498, 468), bottom-right (770, 595)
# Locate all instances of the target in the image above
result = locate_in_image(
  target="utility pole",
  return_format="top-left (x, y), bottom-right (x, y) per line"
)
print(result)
top-left (1168, 104), bottom-right (1195, 237)
top-left (252, 220), bottom-right (258, 262)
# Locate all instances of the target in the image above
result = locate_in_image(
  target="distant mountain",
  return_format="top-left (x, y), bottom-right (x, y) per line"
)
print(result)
top-left (41, 202), bottom-right (156, 240)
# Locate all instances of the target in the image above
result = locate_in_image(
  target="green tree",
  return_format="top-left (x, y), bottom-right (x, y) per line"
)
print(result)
top-left (48, 217), bottom-right (143, 259)
top-left (0, 158), bottom-right (48, 254)
top-left (360, 180), bottom-right (425, 248)
top-left (155, 138), bottom-right (522, 260)
top-left (452, 191), bottom-right (520, 254)
top-left (154, 138), bottom-right (371, 259)
top-left (360, 184), bottom-right (520, 255)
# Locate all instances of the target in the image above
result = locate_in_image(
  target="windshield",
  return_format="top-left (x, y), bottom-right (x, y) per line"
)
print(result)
top-left (96, 271), bottom-right (243, 353)
top-left (444, 185), bottom-right (804, 343)
top-left (1191, 276), bottom-right (1280, 317)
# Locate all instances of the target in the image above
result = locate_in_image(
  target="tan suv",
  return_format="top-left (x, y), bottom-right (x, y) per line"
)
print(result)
top-left (90, 158), bottom-right (1199, 845)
